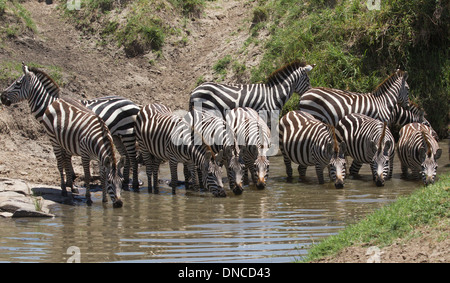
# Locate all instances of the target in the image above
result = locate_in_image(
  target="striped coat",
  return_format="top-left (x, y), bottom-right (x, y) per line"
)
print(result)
top-left (397, 123), bottom-right (442, 185)
top-left (298, 70), bottom-right (410, 126)
top-left (335, 113), bottom-right (395, 186)
top-left (42, 98), bottom-right (123, 207)
top-left (279, 111), bottom-right (347, 188)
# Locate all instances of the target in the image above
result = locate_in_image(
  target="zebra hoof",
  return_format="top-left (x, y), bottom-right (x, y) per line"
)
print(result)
top-left (86, 199), bottom-right (93, 206)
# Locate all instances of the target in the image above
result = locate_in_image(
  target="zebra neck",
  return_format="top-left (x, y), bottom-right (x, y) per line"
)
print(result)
top-left (28, 77), bottom-right (60, 122)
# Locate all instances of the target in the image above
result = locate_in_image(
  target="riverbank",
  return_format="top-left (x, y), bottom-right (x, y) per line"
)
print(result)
top-left (303, 171), bottom-right (450, 263)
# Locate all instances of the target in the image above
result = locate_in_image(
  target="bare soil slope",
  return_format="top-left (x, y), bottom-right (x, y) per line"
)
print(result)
top-left (0, 0), bottom-right (257, 186)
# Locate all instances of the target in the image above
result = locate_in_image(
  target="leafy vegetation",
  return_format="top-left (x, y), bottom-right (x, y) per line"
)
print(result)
top-left (302, 171), bottom-right (450, 262)
top-left (250, 0), bottom-right (449, 138)
top-left (0, 0), bottom-right (37, 39)
top-left (59, 0), bottom-right (211, 57)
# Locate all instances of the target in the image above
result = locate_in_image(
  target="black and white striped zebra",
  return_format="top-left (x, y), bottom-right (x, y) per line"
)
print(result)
top-left (135, 103), bottom-right (226, 197)
top-left (42, 98), bottom-right (123, 207)
top-left (185, 109), bottom-right (244, 195)
top-left (225, 107), bottom-right (270, 189)
top-left (279, 111), bottom-right (347, 188)
top-left (390, 102), bottom-right (439, 141)
top-left (298, 70), bottom-right (410, 126)
top-left (397, 123), bottom-right (442, 185)
top-left (335, 113), bottom-right (395, 187)
top-left (189, 61), bottom-right (315, 122)
top-left (1, 63), bottom-right (140, 191)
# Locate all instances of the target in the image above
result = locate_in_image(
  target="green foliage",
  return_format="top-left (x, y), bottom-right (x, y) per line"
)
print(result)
top-left (302, 172), bottom-right (450, 262)
top-left (0, 61), bottom-right (64, 87)
top-left (0, 0), bottom-right (37, 38)
top-left (252, 0), bottom-right (449, 137)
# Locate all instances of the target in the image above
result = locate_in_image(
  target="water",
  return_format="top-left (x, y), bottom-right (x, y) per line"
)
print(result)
top-left (0, 141), bottom-right (448, 263)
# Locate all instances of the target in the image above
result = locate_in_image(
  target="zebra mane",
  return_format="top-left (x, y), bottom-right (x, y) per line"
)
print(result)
top-left (378, 122), bottom-right (388, 153)
top-left (329, 125), bottom-right (339, 153)
top-left (372, 69), bottom-right (406, 97)
top-left (266, 60), bottom-right (307, 86)
top-left (421, 130), bottom-right (432, 157)
top-left (29, 67), bottom-right (60, 99)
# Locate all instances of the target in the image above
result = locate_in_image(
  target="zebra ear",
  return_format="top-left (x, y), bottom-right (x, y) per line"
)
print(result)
top-left (434, 149), bottom-right (442, 160)
top-left (22, 62), bottom-right (30, 75)
top-left (326, 142), bottom-right (333, 157)
top-left (418, 148), bottom-right (426, 161)
top-left (383, 141), bottom-right (392, 156)
top-left (339, 142), bottom-right (346, 157)
top-left (216, 150), bottom-right (224, 163)
top-left (369, 141), bottom-right (377, 153)
top-left (204, 150), bottom-right (212, 162)
top-left (305, 64), bottom-right (315, 72)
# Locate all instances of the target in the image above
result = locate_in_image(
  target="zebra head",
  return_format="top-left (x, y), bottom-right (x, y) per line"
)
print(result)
top-left (224, 145), bottom-right (245, 195)
top-left (203, 150), bottom-right (225, 197)
top-left (369, 140), bottom-right (392, 187)
top-left (246, 145), bottom-right (269, 190)
top-left (327, 141), bottom-right (347, 189)
top-left (1, 63), bottom-right (31, 106)
top-left (293, 64), bottom-right (315, 96)
top-left (104, 157), bottom-right (124, 208)
top-left (397, 71), bottom-right (410, 108)
top-left (419, 133), bottom-right (442, 186)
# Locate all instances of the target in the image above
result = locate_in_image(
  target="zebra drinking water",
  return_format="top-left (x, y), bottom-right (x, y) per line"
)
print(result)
top-left (225, 107), bottom-right (270, 189)
top-left (397, 123), bottom-right (442, 185)
top-left (335, 113), bottom-right (395, 187)
top-left (135, 103), bottom-right (226, 197)
top-left (42, 98), bottom-right (123, 207)
top-left (279, 111), bottom-right (347, 188)
top-left (1, 63), bottom-right (140, 191)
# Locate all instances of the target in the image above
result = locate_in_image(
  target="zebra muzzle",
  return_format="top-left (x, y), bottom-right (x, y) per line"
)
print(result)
top-left (113, 199), bottom-right (123, 208)
top-left (1, 94), bottom-right (11, 106)
top-left (334, 179), bottom-right (344, 189)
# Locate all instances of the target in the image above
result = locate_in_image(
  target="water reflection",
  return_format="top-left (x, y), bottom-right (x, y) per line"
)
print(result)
top-left (0, 142), bottom-right (448, 262)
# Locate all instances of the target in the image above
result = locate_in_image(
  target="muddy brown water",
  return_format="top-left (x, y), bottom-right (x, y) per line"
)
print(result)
top-left (0, 141), bottom-right (448, 263)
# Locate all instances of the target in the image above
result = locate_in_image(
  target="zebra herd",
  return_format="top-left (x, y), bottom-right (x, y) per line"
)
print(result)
top-left (0, 61), bottom-right (443, 208)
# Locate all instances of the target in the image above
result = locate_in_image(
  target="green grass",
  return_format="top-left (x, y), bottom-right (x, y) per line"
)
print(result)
top-left (0, 61), bottom-right (64, 87)
top-left (302, 171), bottom-right (450, 262)
top-left (250, 0), bottom-right (449, 138)
top-left (0, 0), bottom-right (37, 38)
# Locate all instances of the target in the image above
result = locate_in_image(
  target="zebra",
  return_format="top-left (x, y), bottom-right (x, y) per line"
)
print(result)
top-left (42, 98), bottom-right (123, 207)
top-left (335, 113), bottom-right (395, 187)
top-left (298, 69), bottom-right (410, 126)
top-left (185, 109), bottom-right (245, 195)
top-left (1, 63), bottom-right (141, 191)
top-left (189, 60), bottom-right (315, 123)
top-left (390, 102), bottom-right (439, 141)
top-left (397, 123), bottom-right (442, 185)
top-left (225, 107), bottom-right (270, 189)
top-left (135, 103), bottom-right (226, 197)
top-left (279, 111), bottom-right (347, 188)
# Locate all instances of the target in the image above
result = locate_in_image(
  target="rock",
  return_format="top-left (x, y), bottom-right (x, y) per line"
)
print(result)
top-left (12, 209), bottom-right (54, 218)
top-left (0, 178), bottom-right (62, 218)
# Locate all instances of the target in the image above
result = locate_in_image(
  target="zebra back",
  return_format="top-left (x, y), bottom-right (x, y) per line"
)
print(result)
top-left (298, 69), bottom-right (409, 126)
top-left (189, 61), bottom-right (315, 118)
top-left (336, 113), bottom-right (395, 186)
top-left (397, 123), bottom-right (442, 185)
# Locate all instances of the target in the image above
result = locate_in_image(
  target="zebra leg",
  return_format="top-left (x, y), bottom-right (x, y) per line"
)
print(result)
top-left (52, 144), bottom-right (68, 197)
top-left (298, 165), bottom-right (307, 182)
top-left (64, 154), bottom-right (79, 194)
top-left (81, 156), bottom-right (93, 206)
top-left (152, 158), bottom-right (161, 194)
top-left (113, 136), bottom-right (131, 191)
top-left (283, 154), bottom-right (293, 182)
top-left (141, 151), bottom-right (153, 193)
top-left (388, 155), bottom-right (394, 179)
top-left (315, 164), bottom-right (325, 184)
top-left (183, 164), bottom-right (192, 190)
top-left (349, 161), bottom-right (363, 177)
top-left (169, 158), bottom-right (179, 194)
top-left (188, 162), bottom-right (200, 191)
top-left (100, 165), bottom-right (108, 203)
top-left (243, 166), bottom-right (250, 185)
top-left (122, 135), bottom-right (140, 191)
top-left (400, 162), bottom-right (408, 179)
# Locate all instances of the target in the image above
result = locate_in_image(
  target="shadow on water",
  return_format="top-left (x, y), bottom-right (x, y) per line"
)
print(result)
top-left (0, 141), bottom-right (448, 263)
